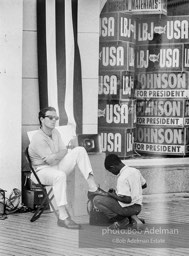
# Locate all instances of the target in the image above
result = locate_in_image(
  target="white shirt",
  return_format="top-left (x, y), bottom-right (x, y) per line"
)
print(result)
top-left (28, 129), bottom-right (66, 170)
top-left (116, 165), bottom-right (146, 207)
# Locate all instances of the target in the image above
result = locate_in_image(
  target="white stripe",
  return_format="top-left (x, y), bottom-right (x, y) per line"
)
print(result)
top-left (100, 0), bottom-right (107, 12)
top-left (65, 0), bottom-right (76, 129)
top-left (46, 0), bottom-right (60, 123)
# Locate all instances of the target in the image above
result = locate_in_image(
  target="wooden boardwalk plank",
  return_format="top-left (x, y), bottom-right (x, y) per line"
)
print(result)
top-left (0, 196), bottom-right (189, 256)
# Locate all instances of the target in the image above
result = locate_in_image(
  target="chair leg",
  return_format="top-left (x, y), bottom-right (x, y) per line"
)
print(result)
top-left (47, 188), bottom-right (59, 220)
top-left (30, 188), bottom-right (59, 222)
top-left (30, 205), bottom-right (45, 222)
top-left (48, 194), bottom-right (59, 220)
top-left (30, 194), bottom-right (48, 222)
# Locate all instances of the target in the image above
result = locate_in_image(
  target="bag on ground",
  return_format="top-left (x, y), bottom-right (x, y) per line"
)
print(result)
top-left (87, 198), bottom-right (110, 226)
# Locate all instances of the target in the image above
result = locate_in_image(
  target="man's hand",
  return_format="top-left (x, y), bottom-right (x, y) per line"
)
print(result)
top-left (67, 137), bottom-right (78, 149)
top-left (44, 149), bottom-right (68, 165)
top-left (108, 188), bottom-right (132, 204)
top-left (108, 189), bottom-right (117, 198)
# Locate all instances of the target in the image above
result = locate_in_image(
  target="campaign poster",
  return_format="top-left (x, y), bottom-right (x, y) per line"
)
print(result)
top-left (134, 126), bottom-right (187, 155)
top-left (185, 128), bottom-right (189, 154)
top-left (118, 12), bottom-right (136, 42)
top-left (135, 71), bottom-right (189, 99)
top-left (98, 99), bottom-right (136, 128)
top-left (100, 12), bottom-right (136, 43)
top-left (136, 15), bottom-right (189, 44)
top-left (99, 71), bottom-right (135, 100)
top-left (100, 13), bottom-right (118, 42)
top-left (183, 44), bottom-right (189, 71)
top-left (98, 127), bottom-right (134, 157)
top-left (125, 128), bottom-right (135, 156)
top-left (102, 0), bottom-right (132, 13)
top-left (136, 44), bottom-right (183, 72)
top-left (131, 0), bottom-right (167, 15)
top-left (99, 71), bottom-right (121, 100)
top-left (184, 100), bottom-right (189, 126)
top-left (120, 71), bottom-right (135, 99)
top-left (186, 145), bottom-right (189, 154)
top-left (99, 41), bottom-right (135, 71)
top-left (136, 99), bottom-right (186, 127)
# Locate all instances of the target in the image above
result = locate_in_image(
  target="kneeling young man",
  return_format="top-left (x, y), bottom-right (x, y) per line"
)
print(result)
top-left (93, 154), bottom-right (147, 230)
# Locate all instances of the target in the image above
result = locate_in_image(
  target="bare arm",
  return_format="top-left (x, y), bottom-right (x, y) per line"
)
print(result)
top-left (108, 189), bottom-right (132, 204)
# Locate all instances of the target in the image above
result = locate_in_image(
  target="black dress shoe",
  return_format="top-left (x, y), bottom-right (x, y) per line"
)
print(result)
top-left (87, 187), bottom-right (108, 200)
top-left (57, 217), bottom-right (81, 229)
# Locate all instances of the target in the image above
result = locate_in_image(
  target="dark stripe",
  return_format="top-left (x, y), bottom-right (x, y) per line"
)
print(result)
top-left (37, 0), bottom-right (48, 109)
top-left (56, 0), bottom-right (68, 125)
top-left (72, 0), bottom-right (83, 134)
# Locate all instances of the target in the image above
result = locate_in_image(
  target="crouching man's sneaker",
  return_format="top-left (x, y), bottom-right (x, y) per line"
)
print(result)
top-left (131, 215), bottom-right (145, 230)
top-left (108, 217), bottom-right (130, 230)
top-left (87, 187), bottom-right (108, 200)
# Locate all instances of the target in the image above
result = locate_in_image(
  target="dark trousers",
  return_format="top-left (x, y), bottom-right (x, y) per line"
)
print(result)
top-left (93, 195), bottom-right (141, 220)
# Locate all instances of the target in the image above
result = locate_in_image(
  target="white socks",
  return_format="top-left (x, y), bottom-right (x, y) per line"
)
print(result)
top-left (58, 205), bottom-right (69, 220)
top-left (87, 173), bottom-right (98, 192)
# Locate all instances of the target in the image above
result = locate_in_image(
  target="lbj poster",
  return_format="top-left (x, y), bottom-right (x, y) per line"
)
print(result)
top-left (99, 127), bottom-right (134, 157)
top-left (135, 71), bottom-right (189, 99)
top-left (136, 44), bottom-right (183, 72)
top-left (136, 99), bottom-right (189, 127)
top-left (100, 12), bottom-right (136, 43)
top-left (98, 99), bottom-right (136, 128)
top-left (135, 126), bottom-right (189, 155)
top-left (136, 15), bottom-right (189, 44)
top-left (99, 71), bottom-right (135, 100)
top-left (99, 41), bottom-right (135, 71)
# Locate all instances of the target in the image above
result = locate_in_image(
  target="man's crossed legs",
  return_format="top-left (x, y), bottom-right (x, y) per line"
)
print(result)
top-left (33, 147), bottom-right (107, 229)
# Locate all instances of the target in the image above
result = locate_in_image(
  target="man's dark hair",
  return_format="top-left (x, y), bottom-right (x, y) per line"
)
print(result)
top-left (104, 154), bottom-right (122, 170)
top-left (38, 106), bottom-right (56, 127)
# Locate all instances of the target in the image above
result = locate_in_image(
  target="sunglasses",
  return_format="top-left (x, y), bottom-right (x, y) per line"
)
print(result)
top-left (44, 115), bottom-right (59, 121)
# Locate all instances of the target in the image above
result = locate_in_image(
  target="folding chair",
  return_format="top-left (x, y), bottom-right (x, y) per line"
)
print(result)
top-left (24, 147), bottom-right (59, 222)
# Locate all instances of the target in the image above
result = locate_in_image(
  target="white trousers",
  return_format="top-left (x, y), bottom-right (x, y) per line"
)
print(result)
top-left (31, 147), bottom-right (93, 207)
